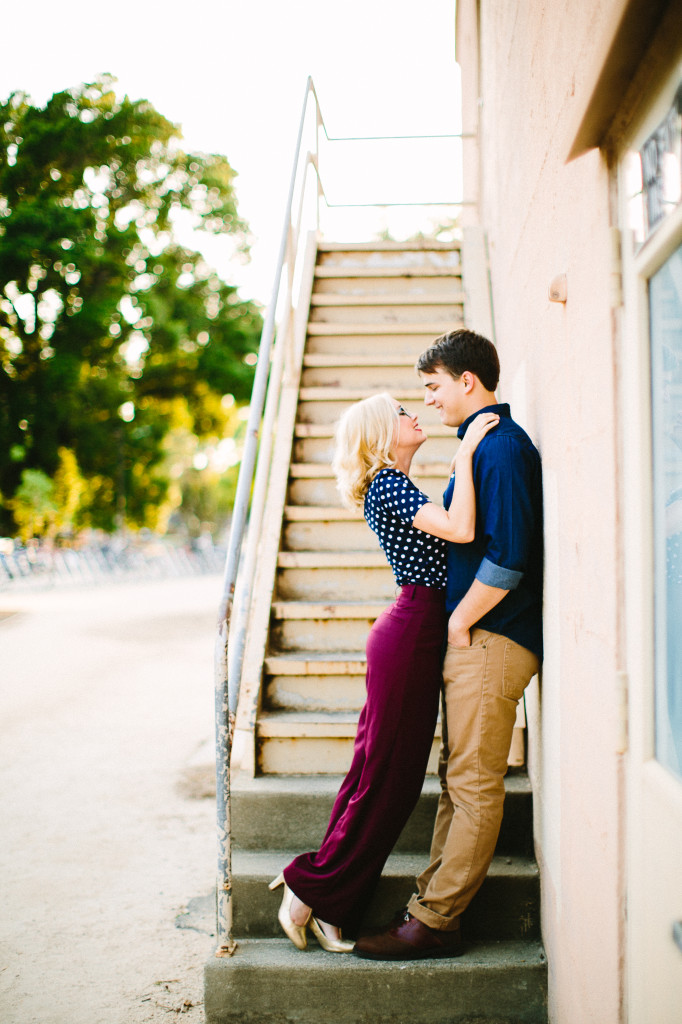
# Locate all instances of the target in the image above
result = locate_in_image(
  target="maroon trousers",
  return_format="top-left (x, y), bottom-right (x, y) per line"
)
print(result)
top-left (283, 584), bottom-right (446, 929)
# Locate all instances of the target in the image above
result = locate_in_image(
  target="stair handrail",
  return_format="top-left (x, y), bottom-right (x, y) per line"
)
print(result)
top-left (214, 77), bottom-right (473, 954)
top-left (213, 75), bottom-right (322, 955)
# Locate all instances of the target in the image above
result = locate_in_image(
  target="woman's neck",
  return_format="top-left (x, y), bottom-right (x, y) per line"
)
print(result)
top-left (394, 451), bottom-right (414, 476)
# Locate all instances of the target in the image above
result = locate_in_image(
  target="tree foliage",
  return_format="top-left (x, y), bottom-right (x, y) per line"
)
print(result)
top-left (0, 76), bottom-right (261, 534)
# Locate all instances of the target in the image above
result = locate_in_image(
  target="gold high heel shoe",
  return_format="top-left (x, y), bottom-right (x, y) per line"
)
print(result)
top-left (309, 916), bottom-right (355, 953)
top-left (269, 873), bottom-right (311, 950)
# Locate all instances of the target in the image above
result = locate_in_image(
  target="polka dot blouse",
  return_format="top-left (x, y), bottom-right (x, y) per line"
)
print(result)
top-left (364, 468), bottom-right (447, 588)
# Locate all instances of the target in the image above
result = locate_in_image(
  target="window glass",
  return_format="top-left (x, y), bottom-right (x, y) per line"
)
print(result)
top-left (650, 242), bottom-right (682, 778)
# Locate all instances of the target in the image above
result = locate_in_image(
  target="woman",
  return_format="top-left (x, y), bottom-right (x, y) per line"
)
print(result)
top-left (269, 392), bottom-right (498, 952)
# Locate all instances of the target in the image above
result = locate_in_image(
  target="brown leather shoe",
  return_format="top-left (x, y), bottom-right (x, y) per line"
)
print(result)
top-left (354, 911), bottom-right (463, 961)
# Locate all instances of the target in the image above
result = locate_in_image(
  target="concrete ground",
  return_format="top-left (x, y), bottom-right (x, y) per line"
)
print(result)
top-left (0, 573), bottom-right (223, 1024)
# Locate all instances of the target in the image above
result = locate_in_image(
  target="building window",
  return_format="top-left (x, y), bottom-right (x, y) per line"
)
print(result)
top-left (650, 241), bottom-right (682, 778)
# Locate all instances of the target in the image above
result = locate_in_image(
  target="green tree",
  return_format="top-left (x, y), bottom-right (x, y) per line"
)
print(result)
top-left (7, 468), bottom-right (56, 541)
top-left (0, 76), bottom-right (261, 534)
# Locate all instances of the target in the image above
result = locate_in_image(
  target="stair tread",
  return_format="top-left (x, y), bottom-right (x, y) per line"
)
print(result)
top-left (231, 771), bottom-right (531, 797)
top-left (205, 936), bottom-right (547, 979)
top-left (233, 848), bottom-right (539, 879)
top-left (264, 654), bottom-right (367, 677)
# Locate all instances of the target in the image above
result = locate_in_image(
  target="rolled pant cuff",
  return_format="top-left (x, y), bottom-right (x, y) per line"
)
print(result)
top-left (407, 895), bottom-right (461, 933)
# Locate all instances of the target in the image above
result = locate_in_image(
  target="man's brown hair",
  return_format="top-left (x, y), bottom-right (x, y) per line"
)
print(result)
top-left (416, 328), bottom-right (500, 393)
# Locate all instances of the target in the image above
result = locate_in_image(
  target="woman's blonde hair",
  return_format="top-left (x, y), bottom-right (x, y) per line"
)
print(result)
top-left (332, 392), bottom-right (398, 508)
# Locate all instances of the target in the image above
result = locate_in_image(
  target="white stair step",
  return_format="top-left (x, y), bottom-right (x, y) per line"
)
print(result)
top-left (294, 422), bottom-right (453, 438)
top-left (272, 601), bottom-right (388, 619)
top-left (283, 505), bottom-right (362, 520)
top-left (302, 353), bottom-right (421, 367)
top-left (258, 712), bottom-right (359, 737)
top-left (307, 322), bottom-right (458, 336)
top-left (277, 551), bottom-right (386, 568)
top-left (289, 462), bottom-right (451, 478)
top-left (317, 240), bottom-right (460, 252)
top-left (310, 293), bottom-right (465, 307)
top-left (315, 265), bottom-right (461, 278)
top-left (298, 386), bottom-right (424, 401)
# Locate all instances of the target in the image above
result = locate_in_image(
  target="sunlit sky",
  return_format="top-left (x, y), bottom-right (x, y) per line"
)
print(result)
top-left (1, 0), bottom-right (461, 306)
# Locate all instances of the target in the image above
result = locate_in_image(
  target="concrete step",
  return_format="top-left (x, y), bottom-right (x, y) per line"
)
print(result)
top-left (288, 471), bottom-right (445, 505)
top-left (255, 709), bottom-right (440, 775)
top-left (311, 292), bottom-right (465, 306)
top-left (230, 774), bottom-right (534, 857)
top-left (293, 432), bottom-right (454, 465)
top-left (300, 362), bottom-right (428, 390)
top-left (272, 600), bottom-right (388, 619)
top-left (307, 321), bottom-right (460, 335)
top-left (305, 332), bottom-right (446, 356)
top-left (317, 239), bottom-right (461, 251)
top-left (275, 563), bottom-right (394, 601)
top-left (230, 850), bottom-right (540, 941)
top-left (270, 611), bottom-right (380, 653)
top-left (204, 939), bottom-right (548, 1024)
top-left (314, 265), bottom-right (461, 278)
top-left (283, 517), bottom-right (380, 551)
top-left (289, 463), bottom-right (451, 480)
top-left (264, 671), bottom-right (367, 713)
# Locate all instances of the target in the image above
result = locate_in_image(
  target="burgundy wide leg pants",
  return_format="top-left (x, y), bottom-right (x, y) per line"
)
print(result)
top-left (283, 584), bottom-right (446, 930)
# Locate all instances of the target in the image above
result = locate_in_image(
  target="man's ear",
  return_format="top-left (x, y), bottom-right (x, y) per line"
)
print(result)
top-left (461, 371), bottom-right (476, 393)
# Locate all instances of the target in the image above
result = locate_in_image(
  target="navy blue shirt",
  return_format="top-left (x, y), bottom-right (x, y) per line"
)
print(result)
top-left (443, 404), bottom-right (543, 658)
top-left (364, 469), bottom-right (447, 588)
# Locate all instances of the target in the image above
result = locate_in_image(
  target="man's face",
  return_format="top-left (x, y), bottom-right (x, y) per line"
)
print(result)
top-left (421, 367), bottom-right (468, 427)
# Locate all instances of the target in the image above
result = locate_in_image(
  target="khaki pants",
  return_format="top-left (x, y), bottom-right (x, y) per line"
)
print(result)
top-left (408, 628), bottom-right (539, 931)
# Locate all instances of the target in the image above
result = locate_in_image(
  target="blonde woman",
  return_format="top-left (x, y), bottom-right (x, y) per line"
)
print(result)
top-left (270, 393), bottom-right (498, 953)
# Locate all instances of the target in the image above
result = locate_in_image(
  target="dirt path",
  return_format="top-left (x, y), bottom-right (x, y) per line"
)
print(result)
top-left (0, 575), bottom-right (224, 1024)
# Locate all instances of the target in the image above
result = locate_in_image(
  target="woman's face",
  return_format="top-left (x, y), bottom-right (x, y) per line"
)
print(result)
top-left (392, 400), bottom-right (427, 452)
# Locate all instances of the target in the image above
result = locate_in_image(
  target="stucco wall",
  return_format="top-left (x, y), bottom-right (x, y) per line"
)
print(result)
top-left (458, 3), bottom-right (629, 1021)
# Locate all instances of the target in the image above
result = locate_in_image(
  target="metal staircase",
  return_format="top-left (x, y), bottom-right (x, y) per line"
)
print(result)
top-left (236, 238), bottom-right (465, 777)
top-left (206, 80), bottom-right (546, 1024)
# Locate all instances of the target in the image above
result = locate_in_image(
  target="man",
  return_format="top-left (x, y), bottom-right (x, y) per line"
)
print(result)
top-left (355, 328), bottom-right (543, 960)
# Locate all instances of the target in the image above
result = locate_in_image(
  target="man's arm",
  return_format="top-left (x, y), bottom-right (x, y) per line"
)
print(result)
top-left (447, 578), bottom-right (509, 646)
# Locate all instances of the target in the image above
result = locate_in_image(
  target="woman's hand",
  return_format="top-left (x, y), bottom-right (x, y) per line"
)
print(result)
top-left (456, 412), bottom-right (499, 462)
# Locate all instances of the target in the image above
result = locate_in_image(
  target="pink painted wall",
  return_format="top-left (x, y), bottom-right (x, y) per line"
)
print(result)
top-left (457, 2), bottom-right (629, 1021)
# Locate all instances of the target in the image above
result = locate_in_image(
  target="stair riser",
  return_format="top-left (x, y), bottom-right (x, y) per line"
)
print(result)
top-left (275, 566), bottom-right (395, 601)
top-left (231, 780), bottom-right (533, 857)
top-left (309, 304), bottom-right (464, 326)
top-left (288, 475), bottom-right (446, 505)
top-left (313, 276), bottom-right (461, 298)
top-left (301, 364), bottom-right (427, 390)
top-left (264, 674), bottom-right (367, 712)
top-left (283, 520), bottom-right (379, 551)
top-left (317, 248), bottom-right (462, 272)
top-left (271, 617), bottom-right (376, 653)
top-left (233, 869), bottom-right (539, 941)
top-left (257, 735), bottom-right (441, 775)
top-left (296, 396), bottom-right (430, 425)
top-left (306, 334), bottom-right (445, 357)
top-left (293, 435), bottom-right (454, 464)
top-left (205, 950), bottom-right (547, 1024)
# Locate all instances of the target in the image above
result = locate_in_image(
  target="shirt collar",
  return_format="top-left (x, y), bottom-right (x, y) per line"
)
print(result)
top-left (457, 403), bottom-right (511, 440)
